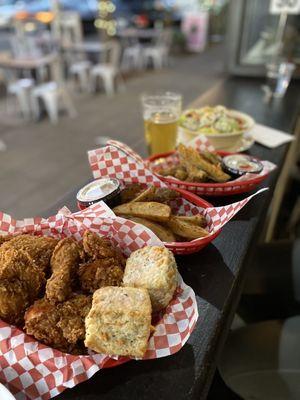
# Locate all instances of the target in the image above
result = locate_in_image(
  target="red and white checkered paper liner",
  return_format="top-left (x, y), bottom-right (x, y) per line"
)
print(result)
top-left (0, 202), bottom-right (198, 400)
top-left (88, 140), bottom-right (268, 239)
top-left (148, 135), bottom-right (276, 195)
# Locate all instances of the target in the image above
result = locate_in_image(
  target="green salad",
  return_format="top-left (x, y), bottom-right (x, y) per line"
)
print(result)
top-left (180, 105), bottom-right (248, 135)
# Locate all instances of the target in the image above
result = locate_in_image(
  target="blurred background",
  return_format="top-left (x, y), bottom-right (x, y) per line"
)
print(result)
top-left (0, 0), bottom-right (299, 219)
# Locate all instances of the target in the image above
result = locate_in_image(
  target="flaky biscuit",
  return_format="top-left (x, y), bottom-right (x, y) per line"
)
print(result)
top-left (85, 286), bottom-right (151, 358)
top-left (123, 246), bottom-right (178, 312)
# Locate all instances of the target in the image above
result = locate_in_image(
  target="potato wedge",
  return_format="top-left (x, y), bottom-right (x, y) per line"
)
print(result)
top-left (130, 186), bottom-right (156, 203)
top-left (166, 216), bottom-right (209, 239)
top-left (113, 202), bottom-right (171, 222)
top-left (175, 215), bottom-right (207, 227)
top-left (123, 216), bottom-right (176, 242)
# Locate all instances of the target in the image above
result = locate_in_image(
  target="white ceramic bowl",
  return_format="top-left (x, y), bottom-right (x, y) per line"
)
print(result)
top-left (178, 110), bottom-right (255, 151)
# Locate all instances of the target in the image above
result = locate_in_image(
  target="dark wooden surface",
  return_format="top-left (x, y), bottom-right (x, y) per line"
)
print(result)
top-left (45, 77), bottom-right (300, 400)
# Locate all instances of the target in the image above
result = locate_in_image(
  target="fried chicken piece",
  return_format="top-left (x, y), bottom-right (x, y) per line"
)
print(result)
top-left (1, 235), bottom-right (58, 272)
top-left (46, 238), bottom-right (83, 303)
top-left (24, 294), bottom-right (91, 354)
top-left (0, 279), bottom-right (30, 325)
top-left (0, 235), bottom-right (13, 246)
top-left (78, 259), bottom-right (124, 293)
top-left (24, 298), bottom-right (70, 352)
top-left (58, 295), bottom-right (92, 343)
top-left (0, 247), bottom-right (45, 300)
top-left (83, 231), bottom-right (125, 266)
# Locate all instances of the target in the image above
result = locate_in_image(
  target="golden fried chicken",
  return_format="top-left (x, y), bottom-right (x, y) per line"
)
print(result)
top-left (58, 295), bottom-right (92, 344)
top-left (0, 235), bottom-right (13, 247)
top-left (78, 258), bottom-right (124, 293)
top-left (0, 279), bottom-right (30, 325)
top-left (46, 238), bottom-right (83, 303)
top-left (83, 231), bottom-right (125, 266)
top-left (0, 247), bottom-right (45, 301)
top-left (24, 294), bottom-right (91, 354)
top-left (0, 235), bottom-right (58, 272)
top-left (24, 298), bottom-right (70, 352)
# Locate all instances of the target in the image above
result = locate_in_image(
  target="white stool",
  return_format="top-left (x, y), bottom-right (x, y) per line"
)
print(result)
top-left (69, 60), bottom-right (92, 91)
top-left (31, 82), bottom-right (76, 124)
top-left (7, 78), bottom-right (34, 120)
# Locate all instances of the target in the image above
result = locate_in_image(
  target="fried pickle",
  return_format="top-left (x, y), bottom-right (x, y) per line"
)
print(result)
top-left (178, 143), bottom-right (230, 183)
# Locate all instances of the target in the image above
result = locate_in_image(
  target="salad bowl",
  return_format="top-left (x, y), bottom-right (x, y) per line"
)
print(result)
top-left (179, 107), bottom-right (255, 150)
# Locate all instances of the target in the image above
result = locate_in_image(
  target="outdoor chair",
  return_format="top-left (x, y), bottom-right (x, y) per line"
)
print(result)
top-left (121, 38), bottom-right (143, 71)
top-left (7, 78), bottom-right (35, 120)
top-left (90, 41), bottom-right (124, 96)
top-left (31, 56), bottom-right (76, 124)
top-left (53, 11), bottom-right (92, 92)
top-left (142, 29), bottom-right (173, 69)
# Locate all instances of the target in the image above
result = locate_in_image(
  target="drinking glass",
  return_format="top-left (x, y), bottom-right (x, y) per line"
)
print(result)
top-left (266, 62), bottom-right (295, 98)
top-left (141, 92), bottom-right (182, 155)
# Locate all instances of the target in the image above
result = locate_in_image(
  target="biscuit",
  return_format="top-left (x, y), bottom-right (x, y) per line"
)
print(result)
top-left (85, 286), bottom-right (151, 358)
top-left (123, 246), bottom-right (178, 312)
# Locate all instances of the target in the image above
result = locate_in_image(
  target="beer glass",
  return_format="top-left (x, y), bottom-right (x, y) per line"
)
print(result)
top-left (141, 92), bottom-right (182, 155)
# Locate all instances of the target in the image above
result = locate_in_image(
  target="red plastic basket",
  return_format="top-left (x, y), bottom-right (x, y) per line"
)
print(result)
top-left (161, 187), bottom-right (221, 255)
top-left (147, 151), bottom-right (269, 197)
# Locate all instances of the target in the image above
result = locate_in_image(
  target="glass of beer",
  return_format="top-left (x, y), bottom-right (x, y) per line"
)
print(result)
top-left (141, 92), bottom-right (182, 155)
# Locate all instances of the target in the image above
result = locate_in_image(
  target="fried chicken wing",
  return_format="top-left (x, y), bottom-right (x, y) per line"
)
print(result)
top-left (46, 238), bottom-right (83, 303)
top-left (1, 235), bottom-right (58, 272)
top-left (78, 259), bottom-right (124, 293)
top-left (83, 231), bottom-right (125, 266)
top-left (24, 294), bottom-right (91, 354)
top-left (0, 247), bottom-right (45, 300)
top-left (0, 279), bottom-right (30, 325)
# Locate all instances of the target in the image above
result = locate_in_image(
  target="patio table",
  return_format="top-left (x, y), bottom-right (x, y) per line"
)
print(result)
top-left (0, 52), bottom-right (58, 71)
top-left (44, 77), bottom-right (300, 400)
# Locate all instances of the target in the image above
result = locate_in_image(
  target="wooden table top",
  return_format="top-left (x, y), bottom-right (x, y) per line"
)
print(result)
top-left (44, 77), bottom-right (300, 400)
top-left (0, 52), bottom-right (58, 70)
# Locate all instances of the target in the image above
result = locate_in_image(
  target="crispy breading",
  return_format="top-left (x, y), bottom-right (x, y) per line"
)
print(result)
top-left (78, 258), bottom-right (124, 293)
top-left (46, 238), bottom-right (83, 303)
top-left (185, 164), bottom-right (208, 182)
top-left (200, 151), bottom-right (222, 166)
top-left (0, 235), bottom-right (13, 246)
top-left (83, 231), bottom-right (125, 266)
top-left (25, 298), bottom-right (70, 352)
top-left (58, 295), bottom-right (92, 343)
top-left (25, 294), bottom-right (91, 354)
top-left (1, 234), bottom-right (58, 272)
top-left (0, 247), bottom-right (45, 300)
top-left (0, 279), bottom-right (30, 325)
